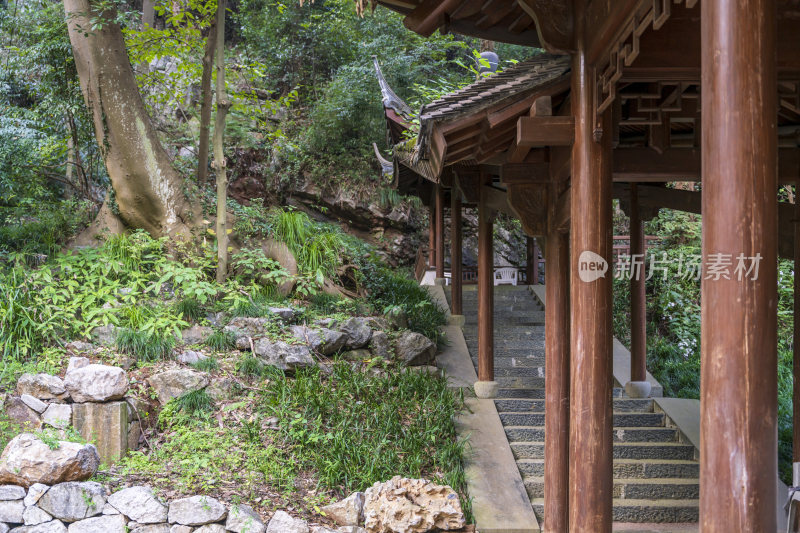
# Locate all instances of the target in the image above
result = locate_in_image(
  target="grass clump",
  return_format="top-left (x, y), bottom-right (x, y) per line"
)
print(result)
top-left (191, 357), bottom-right (219, 372)
top-left (205, 329), bottom-right (236, 351)
top-left (116, 328), bottom-right (176, 362)
top-left (237, 355), bottom-right (267, 378)
top-left (172, 389), bottom-right (214, 415)
top-left (173, 298), bottom-right (204, 321)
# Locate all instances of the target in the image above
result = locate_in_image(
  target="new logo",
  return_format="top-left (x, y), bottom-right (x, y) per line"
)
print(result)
top-left (578, 251), bottom-right (608, 282)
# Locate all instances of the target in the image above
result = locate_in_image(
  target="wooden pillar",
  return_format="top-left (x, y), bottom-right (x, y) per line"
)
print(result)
top-left (435, 185), bottom-right (445, 279)
top-left (569, 2), bottom-right (614, 527)
top-left (794, 195), bottom-right (800, 463)
top-left (477, 174), bottom-right (495, 388)
top-left (527, 237), bottom-right (540, 285)
top-left (544, 220), bottom-right (569, 532)
top-left (451, 188), bottom-right (463, 316)
top-left (629, 184), bottom-right (646, 383)
top-left (700, 0), bottom-right (777, 531)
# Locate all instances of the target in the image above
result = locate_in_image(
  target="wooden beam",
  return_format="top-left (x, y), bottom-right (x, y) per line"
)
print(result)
top-left (402, 0), bottom-right (462, 37)
top-left (518, 116), bottom-right (575, 146)
top-left (500, 162), bottom-right (551, 184)
top-left (477, 173), bottom-right (495, 386)
top-left (507, 183), bottom-right (548, 236)
top-left (435, 184), bottom-right (445, 279)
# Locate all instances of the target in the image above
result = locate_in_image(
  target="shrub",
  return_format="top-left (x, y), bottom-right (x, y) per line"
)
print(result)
top-left (116, 328), bottom-right (176, 362)
top-left (206, 329), bottom-right (236, 351)
top-left (172, 389), bottom-right (214, 415)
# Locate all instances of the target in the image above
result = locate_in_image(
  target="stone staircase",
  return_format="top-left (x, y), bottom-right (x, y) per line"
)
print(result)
top-left (448, 284), bottom-right (700, 528)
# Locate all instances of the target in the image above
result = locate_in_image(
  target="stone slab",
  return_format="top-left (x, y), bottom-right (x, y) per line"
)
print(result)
top-left (72, 402), bottom-right (128, 464)
top-left (424, 284), bottom-right (452, 322)
top-left (435, 326), bottom-right (478, 390)
top-left (457, 397), bottom-right (540, 533)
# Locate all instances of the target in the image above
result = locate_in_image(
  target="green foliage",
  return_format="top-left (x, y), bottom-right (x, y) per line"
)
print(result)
top-left (191, 356), bottom-right (219, 372)
top-left (172, 389), bottom-right (215, 415)
top-left (237, 354), bottom-right (267, 378)
top-left (116, 328), bottom-right (176, 362)
top-left (206, 329), bottom-right (236, 351)
top-left (173, 297), bottom-right (205, 322)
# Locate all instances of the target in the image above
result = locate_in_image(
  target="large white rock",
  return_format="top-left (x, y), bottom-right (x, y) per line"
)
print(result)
top-left (168, 525), bottom-right (191, 533)
top-left (66, 514), bottom-right (125, 533)
top-left (0, 500), bottom-right (24, 523)
top-left (130, 524), bottom-right (170, 533)
top-left (0, 522), bottom-right (8, 533)
top-left (252, 340), bottom-right (314, 371)
top-left (23, 485), bottom-right (49, 507)
top-left (64, 365), bottom-right (128, 403)
top-left (265, 512), bottom-right (307, 533)
top-left (0, 486), bottom-right (25, 501)
top-left (289, 326), bottom-right (346, 356)
top-left (65, 359), bottom-right (90, 375)
top-left (41, 405), bottom-right (72, 429)
top-left (10, 521), bottom-right (67, 533)
top-left (362, 477), bottom-right (464, 533)
top-left (19, 395), bottom-right (47, 415)
top-left (180, 326), bottom-right (213, 346)
top-left (321, 493), bottom-right (364, 527)
top-left (167, 496), bottom-right (226, 526)
top-left (147, 370), bottom-right (209, 405)
top-left (37, 482), bottom-right (105, 522)
top-left (16, 375), bottom-right (67, 401)
top-left (193, 525), bottom-right (225, 533)
top-left (106, 487), bottom-right (167, 524)
top-left (23, 506), bottom-right (52, 526)
top-left (225, 505), bottom-right (265, 533)
top-left (0, 434), bottom-right (100, 488)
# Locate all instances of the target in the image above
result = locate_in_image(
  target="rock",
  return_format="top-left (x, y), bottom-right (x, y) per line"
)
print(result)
top-left (64, 365), bottom-right (128, 403)
top-left (336, 528), bottom-right (367, 533)
top-left (234, 337), bottom-right (250, 351)
top-left (131, 525), bottom-right (169, 533)
top-left (205, 379), bottom-right (235, 402)
top-left (409, 366), bottom-right (440, 376)
top-left (167, 496), bottom-right (226, 526)
top-left (90, 326), bottom-right (116, 347)
top-left (100, 505), bottom-right (118, 516)
top-left (394, 333), bottom-right (436, 367)
top-left (362, 477), bottom-right (464, 533)
top-left (321, 492), bottom-right (364, 527)
top-left (176, 351), bottom-right (207, 365)
top-left (181, 326), bottom-right (213, 346)
top-left (169, 525), bottom-right (191, 533)
top-left (225, 504), bottom-right (265, 533)
top-left (0, 523), bottom-right (8, 533)
top-left (309, 528), bottom-right (337, 533)
top-left (383, 309), bottom-right (408, 330)
top-left (0, 486), bottom-right (25, 501)
top-left (127, 421), bottom-right (142, 452)
top-left (223, 318), bottom-right (271, 344)
top-left (9, 521), bottom-right (67, 533)
top-left (265, 511), bottom-right (307, 533)
top-left (253, 340), bottom-right (314, 371)
top-left (0, 501), bottom-right (24, 523)
top-left (206, 312), bottom-right (225, 328)
top-left (314, 319), bottom-right (337, 328)
top-left (146, 370), bottom-right (209, 405)
top-left (4, 398), bottom-right (42, 430)
top-left (339, 319), bottom-right (372, 350)
top-left (65, 342), bottom-right (94, 354)
top-left (66, 514), bottom-right (125, 533)
top-left (125, 398), bottom-right (155, 428)
top-left (193, 525), bottom-right (225, 533)
top-left (0, 434), bottom-right (100, 487)
top-left (267, 308), bottom-right (295, 322)
top-left (23, 506), bottom-right (52, 526)
top-left (260, 240), bottom-right (297, 296)
top-left (106, 487), bottom-right (167, 524)
top-left (42, 404), bottom-right (72, 429)
top-left (65, 358), bottom-right (90, 375)
top-left (368, 332), bottom-right (390, 359)
top-left (340, 350), bottom-right (371, 362)
top-left (16, 375), bottom-right (67, 401)
top-left (20, 395), bottom-right (47, 415)
top-left (23, 485), bottom-right (48, 507)
top-left (289, 326), bottom-right (346, 356)
top-left (72, 402), bottom-right (128, 465)
top-left (38, 482), bottom-right (105, 522)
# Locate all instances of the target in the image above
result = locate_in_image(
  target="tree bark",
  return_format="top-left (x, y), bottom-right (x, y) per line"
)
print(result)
top-left (197, 18), bottom-right (216, 185)
top-left (213, 0), bottom-right (230, 282)
top-left (64, 0), bottom-right (194, 238)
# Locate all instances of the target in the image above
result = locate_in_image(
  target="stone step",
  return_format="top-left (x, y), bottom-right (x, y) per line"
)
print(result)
top-left (497, 387), bottom-right (625, 399)
top-left (495, 398), bottom-right (655, 413)
top-left (524, 477), bottom-right (699, 501)
top-left (511, 442), bottom-right (696, 461)
top-left (465, 347), bottom-right (546, 358)
top-left (499, 412), bottom-right (667, 428)
top-left (530, 499), bottom-right (699, 523)
top-left (516, 459), bottom-right (700, 479)
top-left (504, 426), bottom-right (679, 444)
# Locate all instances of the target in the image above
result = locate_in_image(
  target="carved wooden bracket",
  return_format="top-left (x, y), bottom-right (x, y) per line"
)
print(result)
top-left (507, 182), bottom-right (548, 236)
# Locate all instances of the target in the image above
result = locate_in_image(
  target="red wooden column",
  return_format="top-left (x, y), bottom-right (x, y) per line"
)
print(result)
top-left (476, 173), bottom-right (496, 397)
top-left (569, 1), bottom-right (614, 528)
top-left (544, 216), bottom-right (569, 532)
top-left (451, 187), bottom-right (463, 316)
top-left (629, 184), bottom-right (647, 384)
top-left (700, 0), bottom-right (778, 531)
top-left (435, 184), bottom-right (445, 280)
top-left (794, 196), bottom-right (800, 465)
top-left (527, 237), bottom-right (540, 285)
top-left (428, 205), bottom-right (436, 268)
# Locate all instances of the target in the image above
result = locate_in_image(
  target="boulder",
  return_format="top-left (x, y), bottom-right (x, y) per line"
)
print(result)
top-left (66, 514), bottom-right (125, 533)
top-left (336, 528), bottom-right (367, 533)
top-left (0, 486), bottom-right (25, 501)
top-left (23, 484), bottom-right (48, 507)
top-left (167, 496), bottom-right (226, 526)
top-left (180, 326), bottom-right (213, 346)
top-left (146, 370), bottom-right (209, 405)
top-left (321, 492), bottom-right (364, 527)
top-left (90, 325), bottom-right (117, 347)
top-left (205, 379), bottom-right (235, 402)
top-left (65, 365), bottom-right (128, 403)
top-left (0, 500), bottom-right (24, 523)
top-left (127, 422), bottom-right (142, 452)
top-left (169, 526), bottom-right (191, 533)
top-left (0, 524), bottom-right (7, 533)
top-left (253, 340), bottom-right (314, 371)
top-left (37, 482), bottom-right (105, 522)
top-left (339, 319), bottom-right (372, 350)
top-left (267, 308), bottom-right (295, 323)
top-left (394, 333), bottom-right (436, 367)
top-left (368, 332), bottom-right (390, 359)
top-left (106, 487), bottom-right (167, 524)
top-left (225, 504), bottom-right (265, 533)
top-left (20, 395), bottom-right (47, 415)
top-left (0, 434), bottom-right (100, 487)
top-left (41, 404), bottom-right (72, 430)
top-left (362, 477), bottom-right (464, 533)
top-left (66, 359), bottom-right (90, 375)
top-left (289, 326), bottom-right (346, 356)
top-left (130, 525), bottom-right (170, 533)
top-left (22, 506), bottom-right (52, 526)
top-left (382, 309), bottom-right (408, 330)
top-left (72, 402), bottom-right (128, 464)
top-left (100, 505), bottom-right (118, 516)
top-left (9, 522), bottom-right (67, 533)
top-left (65, 342), bottom-right (95, 354)
top-left (340, 350), bottom-right (371, 362)
top-left (4, 398), bottom-right (42, 430)
top-left (176, 351), bottom-right (207, 365)
top-left (224, 318), bottom-right (271, 344)
top-left (16, 375), bottom-right (67, 401)
top-left (260, 239), bottom-right (297, 296)
top-left (265, 511), bottom-right (307, 533)
top-left (193, 525), bottom-right (225, 533)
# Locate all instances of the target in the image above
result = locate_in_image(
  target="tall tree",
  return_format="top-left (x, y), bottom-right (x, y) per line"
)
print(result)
top-left (197, 15), bottom-right (216, 184)
top-left (212, 0), bottom-right (230, 281)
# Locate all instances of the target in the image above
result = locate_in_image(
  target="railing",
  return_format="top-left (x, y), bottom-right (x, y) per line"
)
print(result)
top-left (612, 235), bottom-right (662, 263)
top-left (414, 246), bottom-right (428, 282)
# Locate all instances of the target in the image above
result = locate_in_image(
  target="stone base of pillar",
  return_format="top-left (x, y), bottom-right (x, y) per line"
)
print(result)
top-left (434, 278), bottom-right (447, 286)
top-left (448, 314), bottom-right (465, 327)
top-left (474, 380), bottom-right (499, 399)
top-left (624, 381), bottom-right (652, 399)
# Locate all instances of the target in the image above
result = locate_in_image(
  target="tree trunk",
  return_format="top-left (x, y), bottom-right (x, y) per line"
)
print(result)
top-left (213, 0), bottom-right (230, 282)
top-left (197, 18), bottom-right (216, 185)
top-left (64, 0), bottom-right (194, 238)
